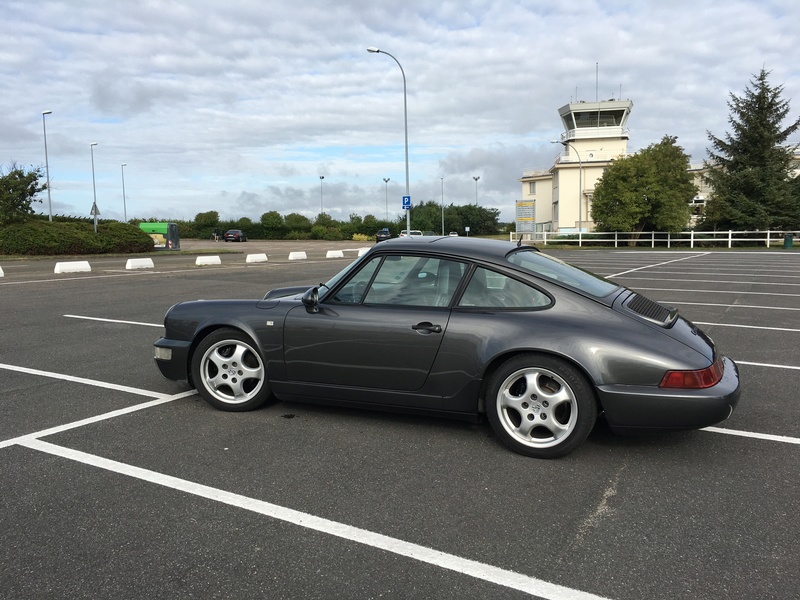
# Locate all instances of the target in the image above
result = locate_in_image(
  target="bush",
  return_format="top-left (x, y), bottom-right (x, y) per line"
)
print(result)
top-left (0, 220), bottom-right (154, 256)
top-left (352, 233), bottom-right (372, 242)
top-left (284, 230), bottom-right (313, 240)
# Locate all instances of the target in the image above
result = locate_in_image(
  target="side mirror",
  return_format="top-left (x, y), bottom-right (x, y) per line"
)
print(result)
top-left (301, 286), bottom-right (319, 313)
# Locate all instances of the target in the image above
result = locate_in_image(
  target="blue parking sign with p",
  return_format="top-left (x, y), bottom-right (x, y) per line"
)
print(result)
top-left (402, 195), bottom-right (411, 210)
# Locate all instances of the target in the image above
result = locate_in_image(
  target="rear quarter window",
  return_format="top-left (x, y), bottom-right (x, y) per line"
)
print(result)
top-left (458, 267), bottom-right (551, 309)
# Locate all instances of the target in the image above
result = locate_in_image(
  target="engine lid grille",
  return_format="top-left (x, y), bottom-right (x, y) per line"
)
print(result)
top-left (626, 293), bottom-right (675, 325)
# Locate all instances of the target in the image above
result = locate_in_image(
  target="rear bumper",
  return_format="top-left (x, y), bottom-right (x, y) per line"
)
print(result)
top-left (597, 356), bottom-right (741, 433)
top-left (153, 337), bottom-right (192, 382)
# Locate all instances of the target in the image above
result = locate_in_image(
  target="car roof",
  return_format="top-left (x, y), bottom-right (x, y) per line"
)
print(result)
top-left (373, 236), bottom-right (524, 262)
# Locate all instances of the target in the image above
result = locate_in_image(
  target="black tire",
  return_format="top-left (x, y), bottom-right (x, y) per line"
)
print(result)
top-left (190, 328), bottom-right (271, 412)
top-left (485, 354), bottom-right (597, 458)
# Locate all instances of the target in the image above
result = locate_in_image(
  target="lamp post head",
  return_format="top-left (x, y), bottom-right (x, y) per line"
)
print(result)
top-left (473, 176), bottom-right (480, 182)
top-left (90, 142), bottom-right (98, 147)
top-left (121, 163), bottom-right (127, 167)
top-left (319, 175), bottom-right (324, 180)
top-left (42, 110), bottom-right (52, 115)
top-left (383, 178), bottom-right (390, 183)
top-left (367, 47), bottom-right (380, 54)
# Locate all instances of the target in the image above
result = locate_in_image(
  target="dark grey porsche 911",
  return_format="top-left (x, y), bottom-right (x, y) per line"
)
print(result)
top-left (154, 237), bottom-right (740, 458)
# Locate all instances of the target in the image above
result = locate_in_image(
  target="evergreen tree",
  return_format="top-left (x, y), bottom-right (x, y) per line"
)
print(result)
top-left (701, 68), bottom-right (800, 230)
top-left (591, 136), bottom-right (696, 235)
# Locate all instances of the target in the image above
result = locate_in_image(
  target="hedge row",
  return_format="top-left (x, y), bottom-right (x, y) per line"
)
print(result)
top-left (0, 221), bottom-right (154, 256)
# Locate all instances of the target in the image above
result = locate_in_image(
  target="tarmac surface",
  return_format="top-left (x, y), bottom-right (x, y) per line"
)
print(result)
top-left (1, 242), bottom-right (798, 599)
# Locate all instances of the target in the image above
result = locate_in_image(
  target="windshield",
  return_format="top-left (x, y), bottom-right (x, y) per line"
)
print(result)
top-left (506, 248), bottom-right (619, 298)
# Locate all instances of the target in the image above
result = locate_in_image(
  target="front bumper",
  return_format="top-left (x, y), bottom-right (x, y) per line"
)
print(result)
top-left (153, 337), bottom-right (192, 382)
top-left (597, 356), bottom-right (741, 433)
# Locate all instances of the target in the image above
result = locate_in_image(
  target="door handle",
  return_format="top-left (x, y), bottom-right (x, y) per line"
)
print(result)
top-left (412, 322), bottom-right (442, 334)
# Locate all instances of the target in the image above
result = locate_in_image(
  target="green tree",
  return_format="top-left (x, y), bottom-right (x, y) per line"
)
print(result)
top-left (408, 200), bottom-right (499, 235)
top-left (591, 135), bottom-right (696, 236)
top-left (260, 211), bottom-right (286, 238)
top-left (284, 212), bottom-right (312, 232)
top-left (701, 68), bottom-right (800, 230)
top-left (0, 163), bottom-right (46, 225)
top-left (362, 214), bottom-right (379, 233)
top-left (194, 210), bottom-right (219, 228)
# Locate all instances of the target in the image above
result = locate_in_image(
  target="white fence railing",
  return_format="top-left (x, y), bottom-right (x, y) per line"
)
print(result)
top-left (510, 230), bottom-right (798, 249)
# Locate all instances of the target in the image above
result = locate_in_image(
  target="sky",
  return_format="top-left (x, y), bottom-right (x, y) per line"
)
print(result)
top-left (2, 0), bottom-right (799, 225)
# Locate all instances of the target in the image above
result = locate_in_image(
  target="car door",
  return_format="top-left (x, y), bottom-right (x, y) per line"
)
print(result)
top-left (283, 255), bottom-right (466, 398)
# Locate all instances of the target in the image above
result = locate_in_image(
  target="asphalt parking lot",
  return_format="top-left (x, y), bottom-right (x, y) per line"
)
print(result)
top-left (1, 242), bottom-right (798, 599)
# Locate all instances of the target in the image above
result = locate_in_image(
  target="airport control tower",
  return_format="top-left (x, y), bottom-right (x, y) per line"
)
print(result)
top-left (519, 98), bottom-right (633, 235)
top-left (552, 99), bottom-right (633, 232)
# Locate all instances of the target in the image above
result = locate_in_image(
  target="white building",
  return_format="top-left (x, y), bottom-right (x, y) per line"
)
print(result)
top-left (518, 99), bottom-right (633, 234)
top-left (519, 99), bottom-right (800, 235)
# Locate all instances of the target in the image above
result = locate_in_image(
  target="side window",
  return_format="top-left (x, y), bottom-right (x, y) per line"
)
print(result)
top-left (458, 267), bottom-right (551, 309)
top-left (329, 257), bottom-right (381, 304)
top-left (360, 255), bottom-right (465, 307)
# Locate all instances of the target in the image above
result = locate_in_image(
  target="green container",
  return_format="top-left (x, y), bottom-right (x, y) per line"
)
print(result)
top-left (784, 234), bottom-right (794, 249)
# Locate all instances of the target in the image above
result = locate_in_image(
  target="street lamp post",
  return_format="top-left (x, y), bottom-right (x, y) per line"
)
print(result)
top-left (440, 177), bottom-right (444, 235)
top-left (367, 46), bottom-right (410, 236)
top-left (319, 175), bottom-right (324, 215)
top-left (121, 163), bottom-right (127, 222)
top-left (90, 142), bottom-right (99, 233)
top-left (42, 111), bottom-right (53, 221)
top-left (383, 178), bottom-right (390, 221)
top-left (553, 140), bottom-right (583, 233)
top-left (473, 175), bottom-right (480, 205)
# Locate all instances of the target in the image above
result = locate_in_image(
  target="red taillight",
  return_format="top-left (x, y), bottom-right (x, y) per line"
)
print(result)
top-left (660, 357), bottom-right (724, 389)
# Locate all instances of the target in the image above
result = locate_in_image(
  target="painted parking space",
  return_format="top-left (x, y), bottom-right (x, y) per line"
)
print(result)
top-left (1, 249), bottom-right (799, 599)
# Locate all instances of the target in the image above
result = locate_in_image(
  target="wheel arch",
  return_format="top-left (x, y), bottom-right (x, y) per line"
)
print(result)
top-left (477, 349), bottom-right (601, 415)
top-left (185, 322), bottom-right (262, 388)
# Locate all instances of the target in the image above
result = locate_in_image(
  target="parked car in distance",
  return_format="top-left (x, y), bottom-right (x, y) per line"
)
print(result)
top-left (399, 229), bottom-right (423, 237)
top-left (153, 237), bottom-right (740, 459)
top-left (449, 231), bottom-right (458, 236)
top-left (223, 229), bottom-right (247, 242)
top-left (375, 228), bottom-right (391, 243)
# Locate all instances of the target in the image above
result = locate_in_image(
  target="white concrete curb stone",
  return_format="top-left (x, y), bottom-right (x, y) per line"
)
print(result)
top-left (358, 247), bottom-right (371, 256)
top-left (126, 258), bottom-right (155, 270)
top-left (0, 266), bottom-right (4, 277)
top-left (196, 256), bottom-right (222, 266)
top-left (54, 261), bottom-right (91, 274)
top-left (326, 250), bottom-right (344, 258)
top-left (288, 251), bottom-right (307, 260)
top-left (246, 253), bottom-right (268, 263)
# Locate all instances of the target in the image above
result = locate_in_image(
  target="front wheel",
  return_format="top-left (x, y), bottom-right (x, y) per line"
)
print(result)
top-left (485, 354), bottom-right (597, 458)
top-left (191, 328), bottom-right (271, 411)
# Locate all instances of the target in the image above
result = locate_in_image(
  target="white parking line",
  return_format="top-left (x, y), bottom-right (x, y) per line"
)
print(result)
top-left (736, 360), bottom-right (800, 371)
top-left (665, 301), bottom-right (800, 312)
top-left (0, 393), bottom-right (193, 449)
top-left (618, 277), bottom-right (800, 288)
top-left (0, 362), bottom-right (174, 397)
top-left (18, 437), bottom-right (610, 600)
top-left (703, 427), bottom-right (800, 445)
top-left (607, 253), bottom-right (709, 278)
top-left (64, 314), bottom-right (163, 328)
top-left (694, 322), bottom-right (800, 333)
top-left (632, 287), bottom-right (800, 298)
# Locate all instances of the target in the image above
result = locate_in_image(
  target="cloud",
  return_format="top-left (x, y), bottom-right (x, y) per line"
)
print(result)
top-left (1, 0), bottom-right (798, 224)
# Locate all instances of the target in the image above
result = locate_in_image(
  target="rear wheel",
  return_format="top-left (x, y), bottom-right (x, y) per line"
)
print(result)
top-left (486, 354), bottom-right (597, 458)
top-left (191, 328), bottom-right (271, 411)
